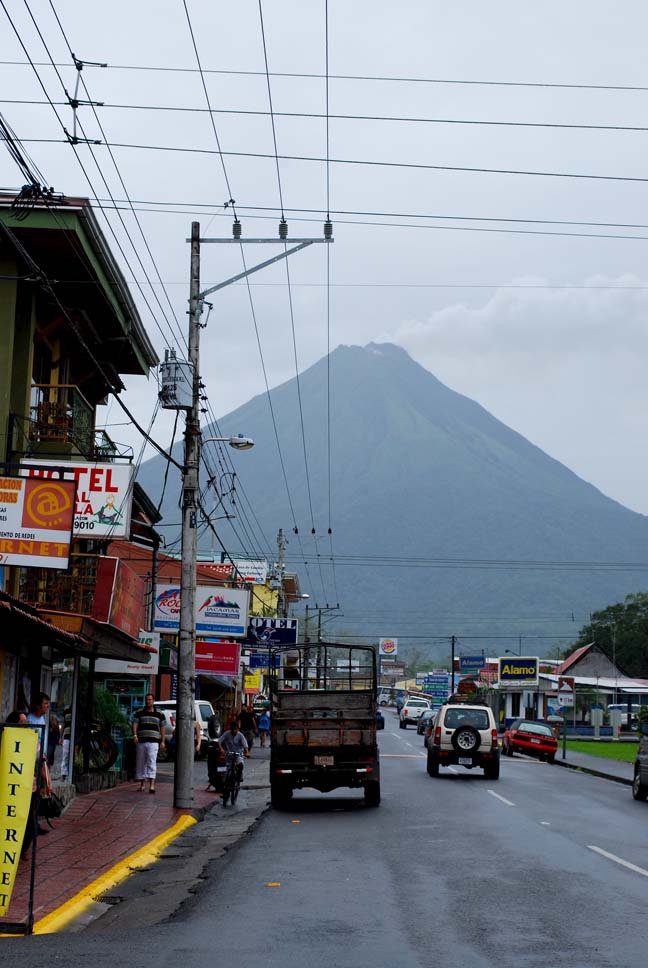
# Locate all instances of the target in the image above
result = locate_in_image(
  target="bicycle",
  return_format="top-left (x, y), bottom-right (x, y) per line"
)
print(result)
top-left (72, 723), bottom-right (119, 773)
top-left (221, 750), bottom-right (244, 807)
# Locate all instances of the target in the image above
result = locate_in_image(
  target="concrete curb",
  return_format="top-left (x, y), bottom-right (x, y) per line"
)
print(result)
top-left (553, 757), bottom-right (632, 787)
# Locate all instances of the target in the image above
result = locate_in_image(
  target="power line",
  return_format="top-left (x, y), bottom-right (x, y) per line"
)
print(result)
top-left (24, 137), bottom-right (648, 186)
top-left (4, 59), bottom-right (648, 92)
top-left (10, 97), bottom-right (648, 134)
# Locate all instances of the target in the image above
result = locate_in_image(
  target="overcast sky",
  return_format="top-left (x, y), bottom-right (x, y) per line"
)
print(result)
top-left (3, 1), bottom-right (648, 516)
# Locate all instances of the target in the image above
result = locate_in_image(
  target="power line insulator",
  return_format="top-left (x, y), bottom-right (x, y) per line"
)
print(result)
top-left (232, 219), bottom-right (242, 239)
top-left (324, 220), bottom-right (333, 240)
top-left (279, 219), bottom-right (288, 240)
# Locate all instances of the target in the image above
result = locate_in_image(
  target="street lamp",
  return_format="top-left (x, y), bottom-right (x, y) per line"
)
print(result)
top-left (202, 434), bottom-right (255, 450)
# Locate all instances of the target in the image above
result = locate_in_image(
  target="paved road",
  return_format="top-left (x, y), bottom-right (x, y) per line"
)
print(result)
top-left (11, 710), bottom-right (648, 967)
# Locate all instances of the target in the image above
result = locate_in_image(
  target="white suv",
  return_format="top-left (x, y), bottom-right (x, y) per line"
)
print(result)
top-left (154, 700), bottom-right (220, 757)
top-left (425, 699), bottom-right (500, 780)
top-left (399, 697), bottom-right (430, 728)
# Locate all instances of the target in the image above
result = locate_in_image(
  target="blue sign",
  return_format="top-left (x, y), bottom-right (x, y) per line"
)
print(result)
top-left (459, 655), bottom-right (486, 675)
top-left (422, 673), bottom-right (451, 701)
top-left (249, 653), bottom-right (280, 670)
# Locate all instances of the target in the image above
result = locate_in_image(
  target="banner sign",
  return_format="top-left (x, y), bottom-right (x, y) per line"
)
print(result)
top-left (247, 617), bottom-right (298, 646)
top-left (459, 655), bottom-right (486, 675)
top-left (95, 630), bottom-right (160, 675)
top-left (21, 459), bottom-right (134, 538)
top-left (208, 559), bottom-right (269, 585)
top-left (379, 638), bottom-right (398, 657)
top-left (243, 669), bottom-right (261, 694)
top-left (498, 656), bottom-right (539, 686)
top-left (0, 726), bottom-right (38, 917)
top-left (92, 557), bottom-right (147, 639)
top-left (0, 475), bottom-right (76, 568)
top-left (153, 583), bottom-right (249, 637)
top-left (195, 640), bottom-right (241, 676)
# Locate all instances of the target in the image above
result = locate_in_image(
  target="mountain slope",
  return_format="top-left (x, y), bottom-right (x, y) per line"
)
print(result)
top-left (137, 342), bottom-right (648, 655)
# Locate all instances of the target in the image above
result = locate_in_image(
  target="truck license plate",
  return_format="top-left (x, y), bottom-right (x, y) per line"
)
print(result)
top-left (314, 755), bottom-right (334, 766)
top-left (458, 757), bottom-right (472, 765)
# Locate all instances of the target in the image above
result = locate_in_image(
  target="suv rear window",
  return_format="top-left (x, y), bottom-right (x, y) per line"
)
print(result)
top-left (444, 709), bottom-right (490, 730)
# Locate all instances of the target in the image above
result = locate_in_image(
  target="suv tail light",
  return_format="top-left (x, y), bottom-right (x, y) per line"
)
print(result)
top-left (491, 729), bottom-right (498, 749)
top-left (434, 726), bottom-right (442, 745)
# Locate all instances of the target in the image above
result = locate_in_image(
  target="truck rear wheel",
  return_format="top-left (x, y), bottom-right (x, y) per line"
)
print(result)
top-left (270, 780), bottom-right (293, 808)
top-left (364, 781), bottom-right (381, 807)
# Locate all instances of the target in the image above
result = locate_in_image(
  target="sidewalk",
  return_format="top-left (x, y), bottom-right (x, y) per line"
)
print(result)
top-left (554, 748), bottom-right (633, 785)
top-left (4, 749), bottom-right (270, 934)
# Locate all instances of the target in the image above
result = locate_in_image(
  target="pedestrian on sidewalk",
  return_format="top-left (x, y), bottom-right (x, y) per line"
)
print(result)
top-left (132, 693), bottom-right (165, 793)
top-left (257, 708), bottom-right (270, 748)
top-left (238, 704), bottom-right (258, 753)
top-left (6, 710), bottom-right (51, 860)
top-left (47, 712), bottom-right (61, 768)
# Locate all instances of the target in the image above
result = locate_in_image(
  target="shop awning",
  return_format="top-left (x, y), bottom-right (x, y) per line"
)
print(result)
top-left (0, 592), bottom-right (87, 653)
top-left (36, 608), bottom-right (153, 662)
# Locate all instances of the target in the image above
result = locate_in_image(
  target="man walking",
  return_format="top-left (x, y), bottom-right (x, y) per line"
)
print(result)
top-left (238, 704), bottom-right (258, 753)
top-left (133, 693), bottom-right (165, 793)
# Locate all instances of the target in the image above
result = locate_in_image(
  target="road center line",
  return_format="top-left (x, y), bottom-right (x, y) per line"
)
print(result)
top-left (588, 845), bottom-right (648, 878)
top-left (488, 790), bottom-right (515, 806)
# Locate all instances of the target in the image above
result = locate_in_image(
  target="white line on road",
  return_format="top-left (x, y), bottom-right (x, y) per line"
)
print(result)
top-left (488, 790), bottom-right (515, 806)
top-left (540, 821), bottom-right (551, 826)
top-left (588, 846), bottom-right (648, 878)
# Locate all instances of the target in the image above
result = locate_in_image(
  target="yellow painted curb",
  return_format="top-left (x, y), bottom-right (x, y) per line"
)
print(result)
top-left (31, 814), bottom-right (197, 935)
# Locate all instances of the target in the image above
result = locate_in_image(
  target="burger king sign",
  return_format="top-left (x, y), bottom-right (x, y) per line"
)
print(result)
top-left (379, 638), bottom-right (398, 657)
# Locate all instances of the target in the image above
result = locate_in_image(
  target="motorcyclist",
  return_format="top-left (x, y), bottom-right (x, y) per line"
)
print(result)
top-left (218, 719), bottom-right (250, 783)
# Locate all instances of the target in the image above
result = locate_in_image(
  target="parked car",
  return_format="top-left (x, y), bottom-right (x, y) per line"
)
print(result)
top-left (417, 708), bottom-right (436, 736)
top-left (632, 724), bottom-right (648, 801)
top-left (502, 719), bottom-right (558, 763)
top-left (154, 700), bottom-right (220, 758)
top-left (399, 697), bottom-right (430, 728)
top-left (376, 708), bottom-right (385, 730)
top-left (426, 699), bottom-right (500, 779)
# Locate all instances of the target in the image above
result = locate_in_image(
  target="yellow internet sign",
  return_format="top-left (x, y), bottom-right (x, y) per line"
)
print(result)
top-left (0, 727), bottom-right (38, 916)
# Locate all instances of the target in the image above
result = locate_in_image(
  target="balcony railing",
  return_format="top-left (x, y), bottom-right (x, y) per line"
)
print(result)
top-left (9, 408), bottom-right (121, 462)
top-left (29, 384), bottom-right (94, 454)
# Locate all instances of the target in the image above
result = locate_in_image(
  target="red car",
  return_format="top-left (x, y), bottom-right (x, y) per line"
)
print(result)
top-left (502, 719), bottom-right (558, 763)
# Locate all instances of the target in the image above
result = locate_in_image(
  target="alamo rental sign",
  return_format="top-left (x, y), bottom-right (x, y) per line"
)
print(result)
top-left (0, 475), bottom-right (76, 568)
top-left (20, 459), bottom-right (134, 538)
top-left (498, 656), bottom-right (540, 687)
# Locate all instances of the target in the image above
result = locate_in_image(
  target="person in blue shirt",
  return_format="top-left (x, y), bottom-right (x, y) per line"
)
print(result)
top-left (257, 709), bottom-right (270, 748)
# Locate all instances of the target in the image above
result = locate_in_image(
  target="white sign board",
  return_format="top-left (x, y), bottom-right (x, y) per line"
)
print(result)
top-left (21, 459), bottom-right (134, 538)
top-left (153, 583), bottom-right (249, 638)
top-left (379, 638), bottom-right (398, 657)
top-left (558, 675), bottom-right (575, 708)
top-left (95, 630), bottom-right (160, 675)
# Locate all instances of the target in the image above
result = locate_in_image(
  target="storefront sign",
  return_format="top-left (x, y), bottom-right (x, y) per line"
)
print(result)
top-left (0, 726), bottom-right (38, 916)
top-left (247, 617), bottom-right (298, 645)
top-left (459, 655), bottom-right (486, 675)
top-left (207, 558), bottom-right (269, 585)
top-left (195, 640), bottom-right (241, 676)
top-left (160, 642), bottom-right (178, 670)
top-left (154, 584), bottom-right (249, 637)
top-left (248, 652), bottom-right (280, 670)
top-left (379, 638), bottom-right (398, 656)
top-left (498, 656), bottom-right (539, 686)
top-left (92, 558), bottom-right (147, 639)
top-left (0, 475), bottom-right (76, 568)
top-left (21, 459), bottom-right (134, 538)
top-left (558, 675), bottom-right (575, 708)
top-left (421, 673), bottom-right (451, 702)
top-left (95, 630), bottom-right (160, 675)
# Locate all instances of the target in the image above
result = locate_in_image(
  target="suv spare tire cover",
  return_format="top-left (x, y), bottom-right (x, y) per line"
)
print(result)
top-left (451, 725), bottom-right (481, 753)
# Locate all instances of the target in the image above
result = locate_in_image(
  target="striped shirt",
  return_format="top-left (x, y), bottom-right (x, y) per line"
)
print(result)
top-left (134, 708), bottom-right (165, 743)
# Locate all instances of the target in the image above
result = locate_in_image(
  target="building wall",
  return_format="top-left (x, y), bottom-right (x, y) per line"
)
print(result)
top-left (568, 648), bottom-right (620, 678)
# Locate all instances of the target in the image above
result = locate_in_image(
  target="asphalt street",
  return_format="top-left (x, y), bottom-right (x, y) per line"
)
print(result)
top-left (9, 709), bottom-right (648, 967)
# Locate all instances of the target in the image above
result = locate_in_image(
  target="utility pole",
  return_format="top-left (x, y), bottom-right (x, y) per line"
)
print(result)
top-left (276, 528), bottom-right (286, 617)
top-left (175, 221), bottom-right (201, 809)
top-left (172, 217), bottom-right (331, 804)
top-left (450, 635), bottom-right (456, 695)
